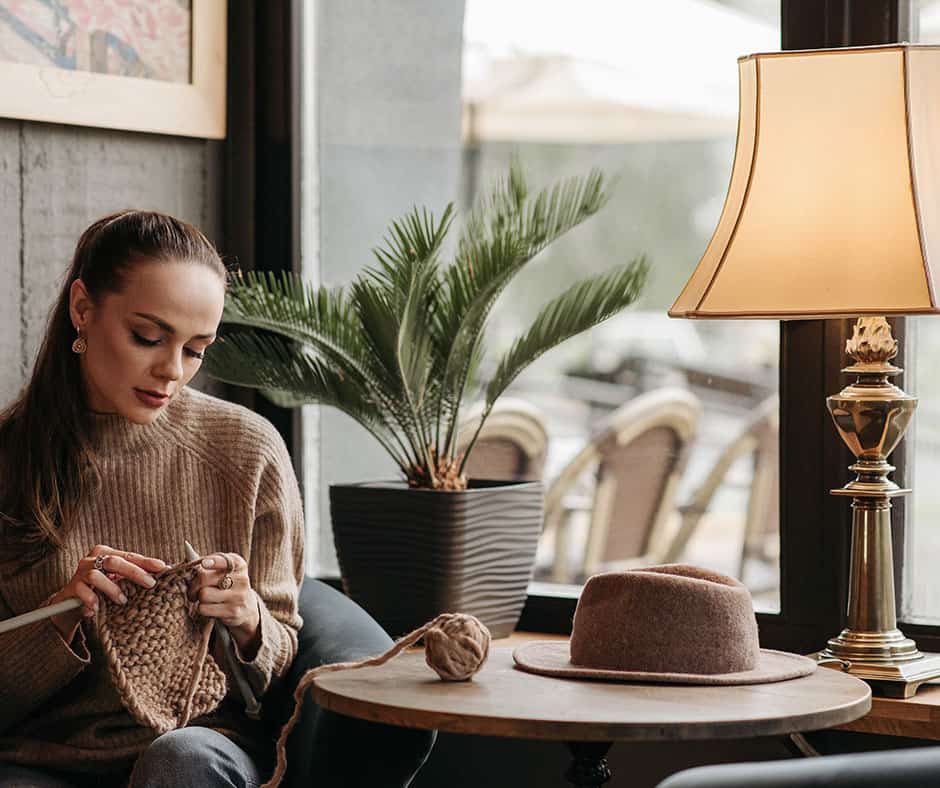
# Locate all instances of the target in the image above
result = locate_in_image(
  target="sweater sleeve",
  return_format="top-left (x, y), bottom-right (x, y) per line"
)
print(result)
top-left (0, 593), bottom-right (91, 732)
top-left (230, 431), bottom-right (305, 699)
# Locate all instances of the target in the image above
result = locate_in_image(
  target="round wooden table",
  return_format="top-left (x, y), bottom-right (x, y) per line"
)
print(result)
top-left (311, 646), bottom-right (872, 786)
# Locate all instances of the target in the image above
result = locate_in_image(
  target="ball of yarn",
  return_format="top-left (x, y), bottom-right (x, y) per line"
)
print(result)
top-left (423, 613), bottom-right (491, 681)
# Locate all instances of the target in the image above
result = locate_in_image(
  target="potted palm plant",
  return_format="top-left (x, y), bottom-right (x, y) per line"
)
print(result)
top-left (204, 165), bottom-right (648, 636)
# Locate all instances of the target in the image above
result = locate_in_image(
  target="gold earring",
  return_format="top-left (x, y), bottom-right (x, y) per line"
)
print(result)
top-left (71, 331), bottom-right (87, 355)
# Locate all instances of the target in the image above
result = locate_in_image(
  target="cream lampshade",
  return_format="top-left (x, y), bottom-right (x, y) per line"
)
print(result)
top-left (670, 44), bottom-right (940, 697)
top-left (670, 44), bottom-right (940, 320)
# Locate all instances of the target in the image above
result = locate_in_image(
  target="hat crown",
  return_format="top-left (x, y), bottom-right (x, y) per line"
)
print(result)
top-left (570, 564), bottom-right (760, 676)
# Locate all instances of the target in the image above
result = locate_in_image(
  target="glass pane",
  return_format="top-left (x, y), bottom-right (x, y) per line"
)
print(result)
top-left (463, 0), bottom-right (781, 610)
top-left (901, 1), bottom-right (940, 625)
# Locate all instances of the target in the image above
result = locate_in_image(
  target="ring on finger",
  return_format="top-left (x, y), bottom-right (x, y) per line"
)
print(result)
top-left (222, 554), bottom-right (234, 573)
top-left (218, 574), bottom-right (234, 590)
top-left (93, 554), bottom-right (108, 572)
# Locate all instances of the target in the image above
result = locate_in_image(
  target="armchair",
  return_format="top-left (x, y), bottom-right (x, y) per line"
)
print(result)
top-left (261, 578), bottom-right (437, 787)
top-left (657, 745), bottom-right (940, 787)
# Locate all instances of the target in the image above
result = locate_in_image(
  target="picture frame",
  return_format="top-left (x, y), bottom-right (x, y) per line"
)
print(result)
top-left (0, 0), bottom-right (226, 139)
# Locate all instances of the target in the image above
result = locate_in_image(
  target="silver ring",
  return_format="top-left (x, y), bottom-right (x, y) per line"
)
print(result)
top-left (93, 554), bottom-right (107, 572)
top-left (222, 554), bottom-right (234, 573)
top-left (218, 574), bottom-right (234, 591)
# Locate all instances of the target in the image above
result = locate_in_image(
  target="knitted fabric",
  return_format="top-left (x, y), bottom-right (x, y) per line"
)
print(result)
top-left (97, 559), bottom-right (228, 734)
top-left (262, 613), bottom-right (491, 788)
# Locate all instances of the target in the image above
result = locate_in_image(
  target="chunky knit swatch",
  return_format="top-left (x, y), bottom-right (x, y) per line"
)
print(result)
top-left (97, 559), bottom-right (228, 734)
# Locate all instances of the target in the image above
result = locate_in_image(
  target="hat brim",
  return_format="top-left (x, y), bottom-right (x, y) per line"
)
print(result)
top-left (513, 641), bottom-right (816, 685)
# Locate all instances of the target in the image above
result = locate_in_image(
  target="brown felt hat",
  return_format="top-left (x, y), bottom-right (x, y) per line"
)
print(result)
top-left (514, 564), bottom-right (815, 685)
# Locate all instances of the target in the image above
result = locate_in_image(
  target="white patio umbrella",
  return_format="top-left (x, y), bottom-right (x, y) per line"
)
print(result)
top-left (462, 0), bottom-right (779, 143)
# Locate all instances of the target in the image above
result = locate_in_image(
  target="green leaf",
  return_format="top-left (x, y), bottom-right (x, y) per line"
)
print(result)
top-left (434, 166), bottom-right (611, 453)
top-left (223, 272), bottom-right (376, 391)
top-left (203, 331), bottom-right (409, 469)
top-left (484, 257), bottom-right (649, 408)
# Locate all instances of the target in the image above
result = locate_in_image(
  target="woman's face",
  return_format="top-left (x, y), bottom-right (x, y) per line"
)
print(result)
top-left (69, 260), bottom-right (226, 424)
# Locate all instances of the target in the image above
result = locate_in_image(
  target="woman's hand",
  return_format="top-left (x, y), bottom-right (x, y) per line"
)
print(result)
top-left (48, 545), bottom-right (167, 642)
top-left (187, 552), bottom-right (261, 656)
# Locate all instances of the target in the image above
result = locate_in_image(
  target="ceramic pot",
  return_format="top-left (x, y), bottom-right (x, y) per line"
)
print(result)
top-left (330, 479), bottom-right (544, 638)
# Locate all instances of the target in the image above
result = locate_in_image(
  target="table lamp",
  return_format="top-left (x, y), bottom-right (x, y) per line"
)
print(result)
top-left (670, 44), bottom-right (940, 697)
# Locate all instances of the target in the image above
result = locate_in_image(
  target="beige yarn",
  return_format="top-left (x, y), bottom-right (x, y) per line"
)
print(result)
top-left (97, 559), bottom-right (228, 735)
top-left (262, 612), bottom-right (491, 788)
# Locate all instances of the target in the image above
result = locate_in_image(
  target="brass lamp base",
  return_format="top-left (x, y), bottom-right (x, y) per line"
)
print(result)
top-left (818, 651), bottom-right (940, 699)
top-left (820, 317), bottom-right (940, 698)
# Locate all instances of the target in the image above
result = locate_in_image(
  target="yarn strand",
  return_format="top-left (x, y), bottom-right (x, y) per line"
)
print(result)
top-left (261, 612), bottom-right (490, 788)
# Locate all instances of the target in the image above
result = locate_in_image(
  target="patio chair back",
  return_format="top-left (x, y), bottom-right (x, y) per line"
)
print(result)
top-left (662, 393), bottom-right (779, 585)
top-left (544, 387), bottom-right (702, 581)
top-left (455, 398), bottom-right (549, 482)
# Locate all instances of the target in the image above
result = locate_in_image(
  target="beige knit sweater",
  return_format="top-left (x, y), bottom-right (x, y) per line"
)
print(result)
top-left (0, 386), bottom-right (305, 777)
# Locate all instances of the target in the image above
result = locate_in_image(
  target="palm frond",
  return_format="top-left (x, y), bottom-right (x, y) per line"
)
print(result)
top-left (368, 204), bottom-right (454, 308)
top-left (223, 271), bottom-right (376, 389)
top-left (203, 331), bottom-right (411, 470)
top-left (455, 258), bottom-right (649, 475)
top-left (485, 258), bottom-right (649, 408)
top-left (223, 270), bottom-right (419, 453)
top-left (434, 166), bottom-right (611, 455)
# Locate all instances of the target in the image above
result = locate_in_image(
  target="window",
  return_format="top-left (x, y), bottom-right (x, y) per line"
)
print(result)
top-left (464, 0), bottom-right (782, 609)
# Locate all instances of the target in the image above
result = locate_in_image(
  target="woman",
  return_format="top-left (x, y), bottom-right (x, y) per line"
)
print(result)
top-left (0, 211), bottom-right (304, 787)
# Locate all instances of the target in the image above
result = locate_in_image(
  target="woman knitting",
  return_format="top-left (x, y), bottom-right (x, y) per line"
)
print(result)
top-left (0, 211), bottom-right (304, 787)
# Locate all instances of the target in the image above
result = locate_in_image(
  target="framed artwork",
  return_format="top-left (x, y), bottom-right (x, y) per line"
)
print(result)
top-left (0, 0), bottom-right (225, 138)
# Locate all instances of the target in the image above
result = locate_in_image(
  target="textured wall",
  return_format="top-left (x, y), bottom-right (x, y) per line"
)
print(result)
top-left (0, 120), bottom-right (221, 408)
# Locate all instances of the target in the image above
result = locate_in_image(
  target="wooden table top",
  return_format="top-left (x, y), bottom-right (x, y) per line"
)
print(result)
top-left (311, 646), bottom-right (872, 742)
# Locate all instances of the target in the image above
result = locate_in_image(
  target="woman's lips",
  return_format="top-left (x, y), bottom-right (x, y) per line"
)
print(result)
top-left (134, 389), bottom-right (169, 409)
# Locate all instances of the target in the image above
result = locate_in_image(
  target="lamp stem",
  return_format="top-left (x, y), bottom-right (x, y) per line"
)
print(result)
top-left (820, 317), bottom-right (940, 697)
top-left (825, 496), bottom-right (918, 663)
top-left (846, 499), bottom-right (897, 633)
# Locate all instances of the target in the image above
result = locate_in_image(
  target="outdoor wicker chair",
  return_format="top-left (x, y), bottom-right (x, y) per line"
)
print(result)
top-left (543, 387), bottom-right (702, 583)
top-left (455, 397), bottom-right (549, 483)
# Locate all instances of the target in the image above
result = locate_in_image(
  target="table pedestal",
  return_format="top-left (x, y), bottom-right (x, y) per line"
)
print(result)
top-left (565, 741), bottom-right (612, 787)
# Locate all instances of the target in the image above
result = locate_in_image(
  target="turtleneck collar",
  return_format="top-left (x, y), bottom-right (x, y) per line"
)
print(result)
top-left (89, 388), bottom-right (188, 454)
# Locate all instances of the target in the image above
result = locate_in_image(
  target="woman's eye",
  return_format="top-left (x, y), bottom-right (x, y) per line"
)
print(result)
top-left (131, 331), bottom-right (160, 347)
top-left (185, 347), bottom-right (205, 360)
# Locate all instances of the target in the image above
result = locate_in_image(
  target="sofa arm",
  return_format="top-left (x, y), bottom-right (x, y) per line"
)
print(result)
top-left (657, 745), bottom-right (940, 788)
top-left (263, 577), bottom-right (436, 788)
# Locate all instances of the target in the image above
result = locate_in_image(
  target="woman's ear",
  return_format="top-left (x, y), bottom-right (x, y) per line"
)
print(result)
top-left (68, 279), bottom-right (94, 331)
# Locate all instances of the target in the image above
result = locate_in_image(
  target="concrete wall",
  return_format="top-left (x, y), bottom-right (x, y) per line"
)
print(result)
top-left (0, 120), bottom-right (221, 408)
top-left (310, 0), bottom-right (466, 571)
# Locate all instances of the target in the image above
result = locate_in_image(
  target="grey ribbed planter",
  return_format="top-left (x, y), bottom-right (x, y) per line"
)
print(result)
top-left (330, 480), bottom-right (544, 638)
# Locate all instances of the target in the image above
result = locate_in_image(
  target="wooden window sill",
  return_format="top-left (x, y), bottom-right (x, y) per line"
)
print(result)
top-left (836, 685), bottom-right (940, 740)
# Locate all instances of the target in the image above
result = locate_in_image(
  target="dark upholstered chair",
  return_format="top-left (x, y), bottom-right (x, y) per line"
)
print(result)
top-left (656, 746), bottom-right (940, 787)
top-left (261, 578), bottom-right (436, 787)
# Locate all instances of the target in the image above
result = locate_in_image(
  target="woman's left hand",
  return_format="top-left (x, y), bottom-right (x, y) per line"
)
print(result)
top-left (187, 552), bottom-right (261, 654)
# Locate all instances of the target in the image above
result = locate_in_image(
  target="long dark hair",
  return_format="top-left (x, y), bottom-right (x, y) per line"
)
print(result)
top-left (0, 210), bottom-right (226, 575)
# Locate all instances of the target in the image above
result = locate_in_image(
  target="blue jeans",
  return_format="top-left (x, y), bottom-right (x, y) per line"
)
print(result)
top-left (130, 728), bottom-right (263, 787)
top-left (0, 729), bottom-right (262, 787)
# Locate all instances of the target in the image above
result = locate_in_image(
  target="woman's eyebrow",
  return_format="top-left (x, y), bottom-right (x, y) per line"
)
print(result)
top-left (133, 312), bottom-right (215, 341)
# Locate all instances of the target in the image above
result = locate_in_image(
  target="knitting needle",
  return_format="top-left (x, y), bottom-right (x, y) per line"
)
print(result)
top-left (185, 541), bottom-right (262, 720)
top-left (0, 597), bottom-right (83, 635)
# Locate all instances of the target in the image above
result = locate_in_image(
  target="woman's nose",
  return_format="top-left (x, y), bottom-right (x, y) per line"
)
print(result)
top-left (154, 350), bottom-right (183, 381)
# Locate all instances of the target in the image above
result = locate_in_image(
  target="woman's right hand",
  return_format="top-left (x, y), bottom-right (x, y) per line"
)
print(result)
top-left (48, 545), bottom-right (167, 641)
